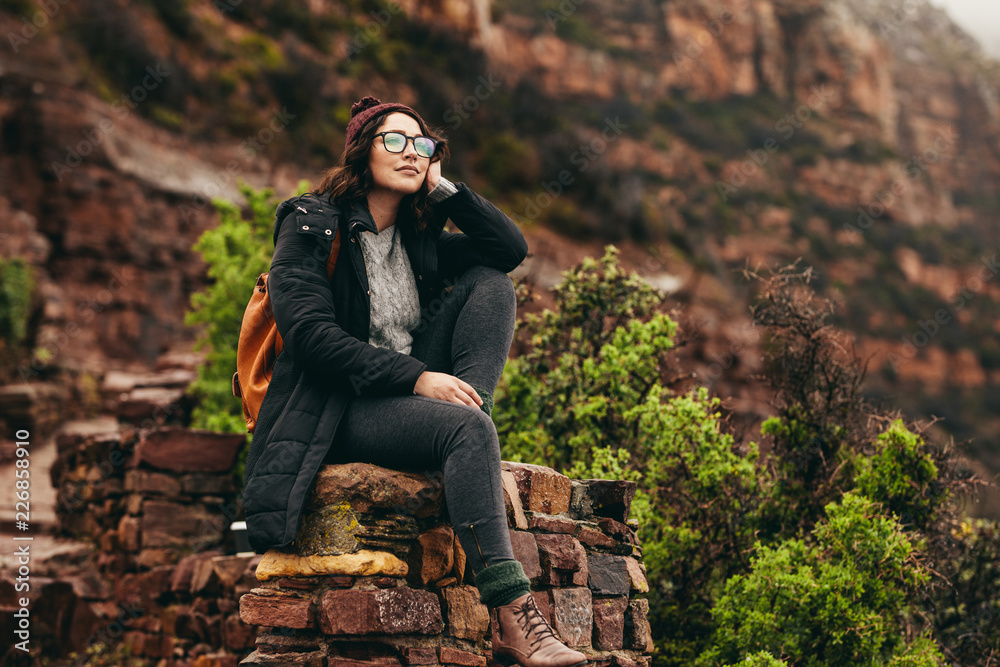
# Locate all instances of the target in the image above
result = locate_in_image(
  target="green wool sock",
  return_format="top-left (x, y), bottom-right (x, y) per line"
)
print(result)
top-left (472, 386), bottom-right (494, 417)
top-left (475, 560), bottom-right (531, 608)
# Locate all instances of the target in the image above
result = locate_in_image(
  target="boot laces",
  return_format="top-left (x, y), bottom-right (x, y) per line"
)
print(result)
top-left (514, 595), bottom-right (559, 648)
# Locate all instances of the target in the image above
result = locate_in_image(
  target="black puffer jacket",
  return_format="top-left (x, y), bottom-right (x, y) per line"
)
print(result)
top-left (242, 183), bottom-right (528, 553)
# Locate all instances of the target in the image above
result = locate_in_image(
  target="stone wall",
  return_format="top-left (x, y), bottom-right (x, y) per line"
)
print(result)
top-left (238, 462), bottom-right (652, 667)
top-left (15, 376), bottom-right (651, 667)
top-left (37, 420), bottom-right (261, 666)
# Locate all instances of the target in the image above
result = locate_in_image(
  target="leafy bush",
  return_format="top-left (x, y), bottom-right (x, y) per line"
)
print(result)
top-left (855, 419), bottom-right (947, 528)
top-left (629, 388), bottom-right (763, 665)
top-left (0, 257), bottom-right (34, 348)
top-left (496, 246), bottom-right (677, 470)
top-left (928, 518), bottom-right (1000, 665)
top-left (495, 252), bottom-right (990, 665)
top-left (0, 257), bottom-right (35, 378)
top-left (496, 248), bottom-right (762, 663)
top-left (185, 183), bottom-right (294, 480)
top-left (706, 492), bottom-right (943, 666)
top-left (724, 653), bottom-right (789, 667)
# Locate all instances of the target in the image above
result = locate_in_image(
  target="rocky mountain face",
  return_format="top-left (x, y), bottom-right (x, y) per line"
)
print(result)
top-left (0, 0), bottom-right (997, 501)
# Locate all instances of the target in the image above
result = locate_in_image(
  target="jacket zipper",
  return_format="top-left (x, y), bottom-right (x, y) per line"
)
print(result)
top-left (469, 523), bottom-right (485, 562)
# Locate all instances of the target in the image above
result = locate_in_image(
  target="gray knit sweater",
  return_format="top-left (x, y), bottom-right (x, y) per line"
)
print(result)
top-left (358, 178), bottom-right (459, 355)
top-left (359, 223), bottom-right (422, 355)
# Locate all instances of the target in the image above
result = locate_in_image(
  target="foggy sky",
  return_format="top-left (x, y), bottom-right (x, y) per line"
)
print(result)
top-left (931, 0), bottom-right (1000, 59)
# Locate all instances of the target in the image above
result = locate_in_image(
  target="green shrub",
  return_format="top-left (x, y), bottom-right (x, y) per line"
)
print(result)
top-left (724, 653), bottom-right (789, 667)
top-left (496, 247), bottom-right (761, 664)
top-left (0, 257), bottom-right (34, 350)
top-left (494, 253), bottom-right (993, 666)
top-left (185, 182), bottom-right (302, 481)
top-left (705, 491), bottom-right (944, 666)
top-left (854, 420), bottom-right (946, 528)
top-left (496, 246), bottom-right (675, 469)
top-left (928, 518), bottom-right (1000, 665)
top-left (628, 387), bottom-right (763, 665)
top-left (0, 257), bottom-right (36, 380)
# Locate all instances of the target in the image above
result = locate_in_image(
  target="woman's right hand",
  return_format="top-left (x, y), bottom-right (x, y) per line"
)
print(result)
top-left (413, 371), bottom-right (483, 408)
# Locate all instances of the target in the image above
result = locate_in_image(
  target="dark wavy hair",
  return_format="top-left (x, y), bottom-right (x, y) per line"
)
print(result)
top-left (315, 109), bottom-right (449, 232)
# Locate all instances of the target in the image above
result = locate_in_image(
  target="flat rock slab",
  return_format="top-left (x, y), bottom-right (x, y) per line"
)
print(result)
top-left (239, 648), bottom-right (326, 666)
top-left (587, 553), bottom-right (630, 596)
top-left (505, 462), bottom-right (571, 515)
top-left (140, 500), bottom-right (221, 549)
top-left (239, 593), bottom-right (314, 629)
top-left (133, 427), bottom-right (243, 473)
top-left (319, 587), bottom-right (443, 635)
top-left (551, 587), bottom-right (593, 648)
top-left (103, 368), bottom-right (198, 393)
top-left (592, 597), bottom-right (628, 650)
top-left (625, 599), bottom-right (652, 651)
top-left (441, 584), bottom-right (490, 642)
top-left (439, 647), bottom-right (486, 666)
top-left (125, 470), bottom-right (182, 496)
top-left (308, 463), bottom-right (443, 518)
top-left (116, 386), bottom-right (185, 422)
top-left (256, 549), bottom-right (408, 581)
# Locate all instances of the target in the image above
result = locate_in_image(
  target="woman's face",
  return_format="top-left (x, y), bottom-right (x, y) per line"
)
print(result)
top-left (367, 112), bottom-right (429, 197)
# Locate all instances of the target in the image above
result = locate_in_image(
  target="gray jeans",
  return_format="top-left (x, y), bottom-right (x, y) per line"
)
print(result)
top-left (326, 266), bottom-right (517, 574)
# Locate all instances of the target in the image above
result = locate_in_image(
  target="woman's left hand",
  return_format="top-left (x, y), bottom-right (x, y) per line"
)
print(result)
top-left (425, 158), bottom-right (442, 192)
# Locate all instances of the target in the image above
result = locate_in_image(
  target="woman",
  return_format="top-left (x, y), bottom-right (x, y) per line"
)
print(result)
top-left (242, 97), bottom-right (588, 667)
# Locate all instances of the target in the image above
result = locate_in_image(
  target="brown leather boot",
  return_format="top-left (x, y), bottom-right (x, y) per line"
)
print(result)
top-left (491, 593), bottom-right (589, 667)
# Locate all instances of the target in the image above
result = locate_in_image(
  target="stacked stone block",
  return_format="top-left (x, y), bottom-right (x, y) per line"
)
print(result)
top-left (52, 425), bottom-right (245, 567)
top-left (45, 423), bottom-right (260, 665)
top-left (239, 462), bottom-right (651, 667)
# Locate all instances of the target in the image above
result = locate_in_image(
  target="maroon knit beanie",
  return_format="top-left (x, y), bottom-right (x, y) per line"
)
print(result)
top-left (345, 96), bottom-right (426, 149)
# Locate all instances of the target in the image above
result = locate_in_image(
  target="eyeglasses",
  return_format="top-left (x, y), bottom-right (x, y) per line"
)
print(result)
top-left (374, 131), bottom-right (437, 158)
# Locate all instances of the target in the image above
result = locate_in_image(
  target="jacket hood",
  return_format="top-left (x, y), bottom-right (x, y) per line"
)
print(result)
top-left (273, 194), bottom-right (378, 245)
top-left (273, 193), bottom-right (335, 243)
